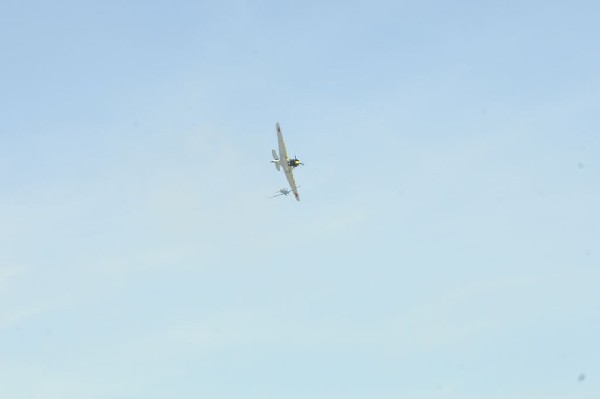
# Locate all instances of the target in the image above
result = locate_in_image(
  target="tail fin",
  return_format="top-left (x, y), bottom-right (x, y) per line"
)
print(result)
top-left (272, 149), bottom-right (281, 171)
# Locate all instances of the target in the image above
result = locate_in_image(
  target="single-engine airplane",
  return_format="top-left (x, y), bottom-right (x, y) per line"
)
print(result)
top-left (271, 122), bottom-right (303, 201)
top-left (268, 186), bottom-right (301, 198)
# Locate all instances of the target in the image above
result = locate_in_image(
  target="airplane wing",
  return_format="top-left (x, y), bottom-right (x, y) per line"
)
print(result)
top-left (276, 123), bottom-right (300, 201)
top-left (284, 169), bottom-right (300, 201)
top-left (276, 123), bottom-right (288, 162)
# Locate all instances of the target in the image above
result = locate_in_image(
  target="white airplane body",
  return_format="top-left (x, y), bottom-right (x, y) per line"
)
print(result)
top-left (269, 186), bottom-right (301, 198)
top-left (269, 188), bottom-right (293, 198)
top-left (271, 123), bottom-right (302, 201)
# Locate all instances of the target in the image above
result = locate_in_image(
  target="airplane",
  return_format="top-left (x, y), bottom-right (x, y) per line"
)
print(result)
top-left (271, 122), bottom-right (303, 201)
top-left (268, 186), bottom-right (301, 198)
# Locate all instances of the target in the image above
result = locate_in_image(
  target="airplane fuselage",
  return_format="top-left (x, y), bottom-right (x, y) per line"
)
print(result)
top-left (272, 122), bottom-right (301, 201)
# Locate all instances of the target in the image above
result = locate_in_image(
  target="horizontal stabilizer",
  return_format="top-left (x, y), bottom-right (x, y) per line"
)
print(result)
top-left (272, 149), bottom-right (281, 171)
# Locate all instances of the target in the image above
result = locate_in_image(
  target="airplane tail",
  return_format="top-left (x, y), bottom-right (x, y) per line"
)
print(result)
top-left (272, 149), bottom-right (280, 171)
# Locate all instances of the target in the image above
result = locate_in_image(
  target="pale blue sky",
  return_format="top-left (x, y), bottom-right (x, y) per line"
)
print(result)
top-left (1, 1), bottom-right (599, 398)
